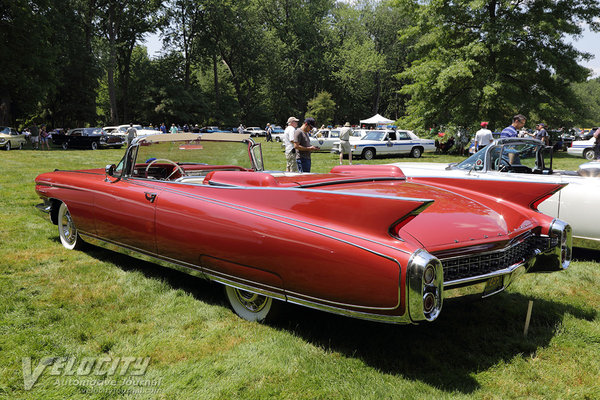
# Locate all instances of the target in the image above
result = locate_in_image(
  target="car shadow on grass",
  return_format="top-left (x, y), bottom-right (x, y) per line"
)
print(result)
top-left (80, 242), bottom-right (596, 394)
top-left (269, 293), bottom-right (595, 394)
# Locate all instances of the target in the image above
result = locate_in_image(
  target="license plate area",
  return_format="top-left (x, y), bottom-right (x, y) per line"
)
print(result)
top-left (482, 275), bottom-right (505, 298)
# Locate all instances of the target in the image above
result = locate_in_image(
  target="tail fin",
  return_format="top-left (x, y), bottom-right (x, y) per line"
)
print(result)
top-left (408, 176), bottom-right (565, 211)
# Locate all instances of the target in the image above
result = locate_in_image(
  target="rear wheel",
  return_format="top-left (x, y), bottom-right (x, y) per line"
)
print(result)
top-left (62, 142), bottom-right (68, 150)
top-left (410, 147), bottom-right (423, 158)
top-left (362, 148), bottom-right (375, 160)
top-left (57, 202), bottom-right (84, 250)
top-left (224, 286), bottom-right (277, 322)
top-left (19, 142), bottom-right (23, 150)
top-left (583, 148), bottom-right (595, 160)
top-left (91, 141), bottom-right (98, 150)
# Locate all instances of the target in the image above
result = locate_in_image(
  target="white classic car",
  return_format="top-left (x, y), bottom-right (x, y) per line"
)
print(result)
top-left (390, 137), bottom-right (600, 250)
top-left (567, 138), bottom-right (597, 160)
top-left (245, 127), bottom-right (266, 137)
top-left (0, 126), bottom-right (27, 150)
top-left (333, 129), bottom-right (436, 159)
top-left (309, 129), bottom-right (364, 151)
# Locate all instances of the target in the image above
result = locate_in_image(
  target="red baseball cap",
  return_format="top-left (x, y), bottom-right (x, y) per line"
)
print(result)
top-left (480, 122), bottom-right (488, 127)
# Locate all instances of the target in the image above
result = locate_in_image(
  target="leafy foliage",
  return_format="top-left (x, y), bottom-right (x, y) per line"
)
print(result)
top-left (2, 0), bottom-right (600, 132)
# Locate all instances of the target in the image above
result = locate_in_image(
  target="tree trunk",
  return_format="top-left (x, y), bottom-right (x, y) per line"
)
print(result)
top-left (213, 51), bottom-right (220, 113)
top-left (107, 9), bottom-right (119, 124)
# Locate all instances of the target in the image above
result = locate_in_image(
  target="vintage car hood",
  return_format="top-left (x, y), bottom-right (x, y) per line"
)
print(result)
top-left (321, 179), bottom-right (535, 252)
top-left (0, 133), bottom-right (11, 138)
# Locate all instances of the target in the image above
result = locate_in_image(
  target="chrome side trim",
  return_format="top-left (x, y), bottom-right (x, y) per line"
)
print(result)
top-left (78, 233), bottom-right (414, 322)
top-left (285, 295), bottom-right (412, 325)
top-left (79, 233), bottom-right (208, 280)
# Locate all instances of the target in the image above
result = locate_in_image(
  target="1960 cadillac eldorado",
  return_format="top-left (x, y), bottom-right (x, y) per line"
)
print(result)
top-left (35, 133), bottom-right (572, 324)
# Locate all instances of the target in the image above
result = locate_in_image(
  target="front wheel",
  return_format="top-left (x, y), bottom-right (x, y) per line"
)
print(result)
top-left (410, 147), bottom-right (423, 158)
top-left (5, 141), bottom-right (10, 151)
top-left (19, 142), bottom-right (23, 150)
top-left (224, 286), bottom-right (277, 322)
top-left (91, 141), bottom-right (98, 150)
top-left (57, 202), bottom-right (84, 250)
top-left (362, 148), bottom-right (375, 160)
top-left (62, 142), bottom-right (68, 150)
top-left (583, 148), bottom-right (595, 160)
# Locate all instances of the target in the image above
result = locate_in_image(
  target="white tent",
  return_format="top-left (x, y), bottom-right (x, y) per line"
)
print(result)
top-left (359, 114), bottom-right (395, 125)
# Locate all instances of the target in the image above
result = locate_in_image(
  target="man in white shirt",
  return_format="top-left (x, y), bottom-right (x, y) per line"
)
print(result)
top-left (284, 117), bottom-right (299, 172)
top-left (338, 122), bottom-right (353, 165)
top-left (474, 121), bottom-right (493, 151)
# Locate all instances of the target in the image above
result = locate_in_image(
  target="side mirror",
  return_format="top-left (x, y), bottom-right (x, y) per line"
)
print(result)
top-left (105, 164), bottom-right (116, 176)
top-left (105, 164), bottom-right (116, 182)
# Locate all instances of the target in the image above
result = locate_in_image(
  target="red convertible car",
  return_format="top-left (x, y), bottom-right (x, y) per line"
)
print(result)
top-left (35, 133), bottom-right (572, 324)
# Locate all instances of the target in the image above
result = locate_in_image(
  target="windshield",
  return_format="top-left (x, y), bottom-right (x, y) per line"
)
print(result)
top-left (83, 128), bottom-right (102, 135)
top-left (453, 142), bottom-right (544, 172)
top-left (128, 134), bottom-right (260, 179)
top-left (0, 127), bottom-right (10, 134)
top-left (362, 131), bottom-right (386, 141)
top-left (454, 147), bottom-right (487, 171)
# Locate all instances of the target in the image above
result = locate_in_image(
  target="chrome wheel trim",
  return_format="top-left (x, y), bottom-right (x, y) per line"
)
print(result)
top-left (363, 148), bottom-right (375, 160)
top-left (58, 203), bottom-right (79, 249)
top-left (6, 141), bottom-right (10, 151)
top-left (584, 149), bottom-right (595, 161)
top-left (225, 285), bottom-right (273, 321)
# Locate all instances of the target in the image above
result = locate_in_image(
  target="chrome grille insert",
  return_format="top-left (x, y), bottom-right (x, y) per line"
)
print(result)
top-left (440, 235), bottom-right (553, 283)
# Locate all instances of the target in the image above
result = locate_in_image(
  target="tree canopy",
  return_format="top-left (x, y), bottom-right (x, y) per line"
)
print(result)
top-left (1, 0), bottom-right (599, 132)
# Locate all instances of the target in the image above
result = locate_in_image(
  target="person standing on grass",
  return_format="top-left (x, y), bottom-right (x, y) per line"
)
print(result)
top-left (293, 117), bottom-right (319, 173)
top-left (338, 122), bottom-right (353, 165)
top-left (126, 123), bottom-right (137, 147)
top-left (39, 125), bottom-right (50, 150)
top-left (284, 117), bottom-right (299, 172)
top-left (170, 123), bottom-right (178, 134)
top-left (30, 123), bottom-right (39, 149)
top-left (474, 122), bottom-right (493, 151)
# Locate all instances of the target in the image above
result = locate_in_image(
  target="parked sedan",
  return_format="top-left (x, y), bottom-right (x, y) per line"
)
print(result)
top-left (390, 137), bottom-right (600, 249)
top-left (0, 126), bottom-right (27, 150)
top-left (245, 127), bottom-right (266, 137)
top-left (567, 137), bottom-right (597, 160)
top-left (36, 133), bottom-right (571, 324)
top-left (51, 127), bottom-right (126, 150)
top-left (333, 129), bottom-right (436, 159)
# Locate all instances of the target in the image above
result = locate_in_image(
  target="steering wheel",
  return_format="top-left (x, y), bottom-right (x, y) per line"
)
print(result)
top-left (494, 158), bottom-right (510, 172)
top-left (145, 158), bottom-right (186, 180)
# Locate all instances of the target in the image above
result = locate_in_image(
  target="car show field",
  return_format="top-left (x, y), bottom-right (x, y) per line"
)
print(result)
top-left (1, 140), bottom-right (599, 399)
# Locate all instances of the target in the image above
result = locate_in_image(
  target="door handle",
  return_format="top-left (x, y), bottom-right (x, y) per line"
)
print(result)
top-left (144, 192), bottom-right (157, 203)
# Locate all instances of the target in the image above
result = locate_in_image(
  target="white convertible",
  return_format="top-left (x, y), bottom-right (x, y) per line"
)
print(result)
top-left (332, 129), bottom-right (436, 159)
top-left (390, 137), bottom-right (600, 250)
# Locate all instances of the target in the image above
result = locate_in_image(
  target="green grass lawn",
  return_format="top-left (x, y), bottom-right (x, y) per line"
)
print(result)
top-left (1, 142), bottom-right (599, 399)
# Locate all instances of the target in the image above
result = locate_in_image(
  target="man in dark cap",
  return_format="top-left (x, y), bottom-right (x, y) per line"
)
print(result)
top-left (534, 123), bottom-right (549, 145)
top-left (293, 117), bottom-right (319, 172)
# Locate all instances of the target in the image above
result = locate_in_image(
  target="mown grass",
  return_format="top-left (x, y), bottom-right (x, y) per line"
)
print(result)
top-left (0, 142), bottom-right (599, 399)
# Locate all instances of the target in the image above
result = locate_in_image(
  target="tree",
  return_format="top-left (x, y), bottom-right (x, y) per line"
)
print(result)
top-left (395, 0), bottom-right (600, 132)
top-left (306, 91), bottom-right (336, 126)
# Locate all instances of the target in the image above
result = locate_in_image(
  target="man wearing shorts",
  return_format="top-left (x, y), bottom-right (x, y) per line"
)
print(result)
top-left (338, 122), bottom-right (353, 165)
